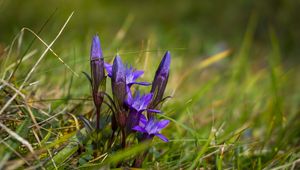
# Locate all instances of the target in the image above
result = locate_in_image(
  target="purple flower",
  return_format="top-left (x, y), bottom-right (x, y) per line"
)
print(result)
top-left (90, 35), bottom-right (105, 94)
top-left (125, 66), bottom-right (150, 87)
top-left (126, 92), bottom-right (160, 131)
top-left (132, 115), bottom-right (170, 142)
top-left (126, 92), bottom-right (160, 113)
top-left (90, 35), bottom-right (106, 130)
top-left (91, 35), bottom-right (104, 61)
top-left (111, 56), bottom-right (126, 111)
top-left (104, 62), bottom-right (112, 77)
top-left (149, 51), bottom-right (171, 110)
top-left (90, 35), bottom-right (105, 110)
top-left (126, 110), bottom-right (143, 133)
top-left (105, 62), bottom-right (150, 88)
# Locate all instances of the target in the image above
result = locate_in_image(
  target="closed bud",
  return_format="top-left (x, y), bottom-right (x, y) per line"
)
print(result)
top-left (149, 51), bottom-right (171, 110)
top-left (90, 35), bottom-right (105, 96)
top-left (111, 55), bottom-right (127, 127)
top-left (90, 35), bottom-right (106, 130)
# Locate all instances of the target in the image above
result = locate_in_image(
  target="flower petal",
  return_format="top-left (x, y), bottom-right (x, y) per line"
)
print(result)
top-left (143, 93), bottom-right (153, 103)
top-left (104, 63), bottom-right (112, 77)
top-left (132, 125), bottom-right (146, 133)
top-left (157, 51), bottom-right (171, 78)
top-left (150, 51), bottom-right (171, 108)
top-left (132, 70), bottom-right (144, 80)
top-left (131, 82), bottom-right (151, 86)
top-left (155, 133), bottom-right (169, 142)
top-left (90, 35), bottom-right (103, 60)
top-left (112, 56), bottom-right (126, 109)
top-left (126, 86), bottom-right (133, 104)
top-left (157, 119), bottom-right (170, 129)
top-left (147, 109), bottom-right (161, 113)
top-left (139, 114), bottom-right (147, 127)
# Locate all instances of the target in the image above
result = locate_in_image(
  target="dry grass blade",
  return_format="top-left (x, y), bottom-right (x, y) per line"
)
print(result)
top-left (0, 79), bottom-right (25, 98)
top-left (21, 27), bottom-right (78, 77)
top-left (0, 12), bottom-right (74, 115)
top-left (28, 108), bottom-right (66, 128)
top-left (0, 122), bottom-right (36, 157)
top-left (67, 113), bottom-right (80, 130)
top-left (268, 158), bottom-right (300, 170)
top-left (1, 140), bottom-right (30, 166)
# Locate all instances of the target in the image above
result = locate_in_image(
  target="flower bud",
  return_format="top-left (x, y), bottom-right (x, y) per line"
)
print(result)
top-left (149, 51), bottom-right (171, 110)
top-left (112, 55), bottom-right (127, 127)
top-left (90, 35), bottom-right (106, 130)
top-left (90, 35), bottom-right (105, 96)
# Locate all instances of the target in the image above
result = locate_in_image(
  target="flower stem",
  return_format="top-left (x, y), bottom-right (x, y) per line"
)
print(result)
top-left (133, 135), bottom-right (151, 167)
top-left (96, 106), bottom-right (100, 130)
top-left (121, 129), bottom-right (126, 148)
top-left (133, 150), bottom-right (148, 167)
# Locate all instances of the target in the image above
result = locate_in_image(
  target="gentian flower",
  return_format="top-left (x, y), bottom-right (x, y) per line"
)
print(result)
top-left (148, 51), bottom-right (171, 113)
top-left (132, 114), bottom-right (170, 142)
top-left (126, 91), bottom-right (160, 131)
top-left (90, 35), bottom-right (105, 130)
top-left (126, 92), bottom-right (159, 113)
top-left (90, 35), bottom-right (105, 95)
top-left (105, 62), bottom-right (150, 88)
top-left (111, 55), bottom-right (127, 127)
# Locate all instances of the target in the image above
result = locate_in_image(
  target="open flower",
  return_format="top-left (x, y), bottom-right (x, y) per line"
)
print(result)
top-left (132, 115), bottom-right (170, 142)
top-left (126, 92), bottom-right (160, 113)
top-left (126, 92), bottom-right (160, 130)
top-left (105, 62), bottom-right (150, 88)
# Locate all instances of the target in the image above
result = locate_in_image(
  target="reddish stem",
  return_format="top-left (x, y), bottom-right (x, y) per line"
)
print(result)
top-left (121, 129), bottom-right (126, 148)
top-left (96, 106), bottom-right (100, 130)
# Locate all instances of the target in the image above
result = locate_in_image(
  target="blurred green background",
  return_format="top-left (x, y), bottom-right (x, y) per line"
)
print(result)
top-left (0, 0), bottom-right (299, 60)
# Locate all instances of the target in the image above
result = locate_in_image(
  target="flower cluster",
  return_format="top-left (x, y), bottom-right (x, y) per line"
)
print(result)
top-left (79, 35), bottom-right (171, 167)
top-left (104, 48), bottom-right (171, 142)
top-left (80, 35), bottom-right (171, 166)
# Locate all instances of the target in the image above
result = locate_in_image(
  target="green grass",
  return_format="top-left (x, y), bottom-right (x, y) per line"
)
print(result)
top-left (0, 10), bottom-right (300, 169)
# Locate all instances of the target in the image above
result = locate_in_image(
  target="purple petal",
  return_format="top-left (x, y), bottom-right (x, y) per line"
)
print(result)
top-left (130, 92), bottom-right (148, 112)
top-left (139, 114), bottom-right (147, 127)
top-left (90, 36), bottom-right (105, 94)
top-left (156, 119), bottom-right (170, 129)
top-left (90, 35), bottom-right (103, 60)
top-left (112, 56), bottom-right (126, 83)
top-left (145, 118), bottom-right (160, 134)
top-left (150, 51), bottom-right (171, 107)
top-left (147, 109), bottom-right (161, 113)
top-left (112, 56), bottom-right (126, 107)
top-left (157, 51), bottom-right (171, 78)
top-left (133, 93), bottom-right (152, 111)
top-left (126, 86), bottom-right (133, 104)
top-left (132, 126), bottom-right (146, 133)
top-left (155, 133), bottom-right (169, 142)
top-left (144, 93), bottom-right (153, 103)
top-left (132, 70), bottom-right (144, 80)
top-left (130, 82), bottom-right (151, 86)
top-left (104, 62), bottom-right (112, 77)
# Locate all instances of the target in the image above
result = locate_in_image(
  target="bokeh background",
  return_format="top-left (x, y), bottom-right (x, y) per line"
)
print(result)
top-left (1, 0), bottom-right (299, 59)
